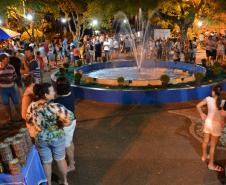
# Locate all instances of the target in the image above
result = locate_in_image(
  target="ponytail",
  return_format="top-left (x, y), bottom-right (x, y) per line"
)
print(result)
top-left (212, 85), bottom-right (223, 110)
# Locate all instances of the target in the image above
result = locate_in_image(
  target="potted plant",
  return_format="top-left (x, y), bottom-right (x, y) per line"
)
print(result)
top-left (212, 62), bottom-right (222, 77)
top-left (102, 56), bottom-right (107, 62)
top-left (201, 58), bottom-right (207, 68)
top-left (74, 72), bottom-right (82, 85)
top-left (194, 72), bottom-right (205, 86)
top-left (117, 77), bottom-right (125, 86)
top-left (77, 60), bottom-right (83, 67)
top-left (59, 68), bottom-right (65, 76)
top-left (160, 75), bottom-right (170, 87)
top-left (63, 62), bottom-right (70, 72)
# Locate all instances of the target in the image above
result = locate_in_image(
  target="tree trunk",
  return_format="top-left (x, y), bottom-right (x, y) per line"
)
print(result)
top-left (180, 24), bottom-right (188, 51)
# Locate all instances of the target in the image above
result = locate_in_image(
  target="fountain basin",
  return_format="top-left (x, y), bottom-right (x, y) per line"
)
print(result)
top-left (79, 60), bottom-right (205, 86)
top-left (52, 60), bottom-right (226, 104)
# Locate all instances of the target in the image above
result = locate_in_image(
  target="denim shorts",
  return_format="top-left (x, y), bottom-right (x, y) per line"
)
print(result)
top-left (0, 86), bottom-right (19, 105)
top-left (36, 136), bottom-right (66, 164)
top-left (64, 120), bottom-right (76, 148)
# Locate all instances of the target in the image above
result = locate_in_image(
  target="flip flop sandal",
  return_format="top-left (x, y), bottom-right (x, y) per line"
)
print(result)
top-left (208, 165), bottom-right (224, 172)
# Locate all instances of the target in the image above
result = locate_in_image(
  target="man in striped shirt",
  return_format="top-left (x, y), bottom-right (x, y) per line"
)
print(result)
top-left (0, 54), bottom-right (21, 122)
top-left (21, 46), bottom-right (41, 83)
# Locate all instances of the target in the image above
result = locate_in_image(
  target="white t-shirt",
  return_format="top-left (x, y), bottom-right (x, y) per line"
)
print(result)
top-left (38, 47), bottom-right (45, 57)
top-left (180, 53), bottom-right (185, 62)
top-left (108, 38), bottom-right (113, 48)
top-left (103, 41), bottom-right (110, 51)
top-left (113, 40), bottom-right (119, 49)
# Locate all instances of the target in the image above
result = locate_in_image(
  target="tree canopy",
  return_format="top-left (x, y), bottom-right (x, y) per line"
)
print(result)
top-left (0, 0), bottom-right (225, 40)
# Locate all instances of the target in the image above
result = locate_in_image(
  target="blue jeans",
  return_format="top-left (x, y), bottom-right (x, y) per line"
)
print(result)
top-left (36, 136), bottom-right (66, 164)
top-left (0, 86), bottom-right (19, 105)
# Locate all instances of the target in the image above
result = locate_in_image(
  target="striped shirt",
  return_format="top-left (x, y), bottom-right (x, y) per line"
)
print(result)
top-left (0, 64), bottom-right (16, 88)
top-left (27, 59), bottom-right (41, 84)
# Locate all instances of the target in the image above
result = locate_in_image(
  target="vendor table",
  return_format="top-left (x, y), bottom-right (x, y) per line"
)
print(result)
top-left (0, 145), bottom-right (47, 185)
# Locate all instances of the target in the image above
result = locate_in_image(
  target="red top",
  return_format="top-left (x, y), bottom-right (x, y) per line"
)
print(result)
top-left (36, 56), bottom-right (44, 70)
top-left (73, 48), bottom-right (80, 57)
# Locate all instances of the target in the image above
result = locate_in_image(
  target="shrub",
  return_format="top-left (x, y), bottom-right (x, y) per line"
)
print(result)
top-left (63, 62), bottom-right (70, 68)
top-left (213, 62), bottom-right (221, 68)
top-left (102, 56), bottom-right (107, 62)
top-left (74, 72), bottom-right (82, 85)
top-left (77, 60), bottom-right (83, 67)
top-left (194, 72), bottom-right (205, 85)
top-left (201, 58), bottom-right (207, 67)
top-left (59, 68), bottom-right (65, 76)
top-left (117, 77), bottom-right (125, 86)
top-left (160, 75), bottom-right (170, 87)
top-left (212, 65), bottom-right (222, 77)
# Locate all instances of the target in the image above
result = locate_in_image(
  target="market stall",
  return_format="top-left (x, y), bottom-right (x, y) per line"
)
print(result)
top-left (0, 27), bottom-right (20, 40)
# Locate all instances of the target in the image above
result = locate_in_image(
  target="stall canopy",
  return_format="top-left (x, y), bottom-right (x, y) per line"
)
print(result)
top-left (0, 27), bottom-right (21, 40)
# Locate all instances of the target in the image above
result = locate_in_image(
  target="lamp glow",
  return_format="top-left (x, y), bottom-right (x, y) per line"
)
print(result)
top-left (92, 19), bottom-right (98, 26)
top-left (197, 20), bottom-right (203, 27)
top-left (26, 14), bottom-right (33, 21)
top-left (61, 18), bottom-right (67, 24)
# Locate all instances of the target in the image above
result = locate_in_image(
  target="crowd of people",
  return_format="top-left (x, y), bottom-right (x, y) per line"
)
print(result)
top-left (0, 30), bottom-right (225, 184)
top-left (0, 48), bottom-right (76, 184)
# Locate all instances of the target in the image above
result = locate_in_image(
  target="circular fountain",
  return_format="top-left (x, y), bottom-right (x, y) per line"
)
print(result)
top-left (52, 10), bottom-right (226, 104)
top-left (81, 60), bottom-right (204, 87)
top-left (64, 60), bottom-right (220, 104)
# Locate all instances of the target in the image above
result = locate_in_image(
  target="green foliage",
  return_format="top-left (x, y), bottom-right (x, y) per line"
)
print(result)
top-left (201, 58), bottom-right (207, 67)
top-left (194, 72), bottom-right (205, 82)
top-left (212, 65), bottom-right (222, 77)
top-left (160, 75), bottom-right (170, 86)
top-left (213, 62), bottom-right (221, 68)
top-left (102, 56), bottom-right (107, 62)
top-left (117, 77), bottom-right (125, 86)
top-left (77, 60), bottom-right (83, 67)
top-left (63, 62), bottom-right (70, 68)
top-left (74, 72), bottom-right (82, 85)
top-left (59, 67), bottom-right (65, 76)
top-left (153, 0), bottom-right (221, 48)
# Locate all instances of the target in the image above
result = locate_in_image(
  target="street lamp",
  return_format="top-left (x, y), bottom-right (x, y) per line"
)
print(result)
top-left (123, 19), bottom-right (127, 24)
top-left (197, 20), bottom-right (203, 28)
top-left (26, 13), bottom-right (33, 21)
top-left (0, 19), bottom-right (2, 25)
top-left (61, 18), bottom-right (67, 24)
top-left (92, 19), bottom-right (98, 26)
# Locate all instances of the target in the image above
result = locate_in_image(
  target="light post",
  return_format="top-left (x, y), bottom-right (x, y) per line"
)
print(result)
top-left (90, 19), bottom-right (98, 36)
top-left (197, 20), bottom-right (203, 28)
top-left (61, 18), bottom-right (67, 24)
top-left (25, 13), bottom-right (33, 21)
top-left (61, 18), bottom-right (67, 36)
top-left (92, 19), bottom-right (98, 27)
top-left (25, 13), bottom-right (34, 40)
top-left (123, 19), bottom-right (127, 24)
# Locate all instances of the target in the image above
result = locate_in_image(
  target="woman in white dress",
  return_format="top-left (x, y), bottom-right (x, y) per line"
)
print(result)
top-left (197, 85), bottom-right (224, 171)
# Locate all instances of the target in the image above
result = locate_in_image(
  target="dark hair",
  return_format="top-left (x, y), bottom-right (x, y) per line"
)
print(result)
top-left (33, 83), bottom-right (52, 100)
top-left (23, 75), bottom-right (35, 87)
top-left (223, 101), bottom-right (226, 111)
top-left (0, 54), bottom-right (8, 61)
top-left (36, 51), bottom-right (40, 55)
top-left (25, 46), bottom-right (34, 53)
top-left (212, 85), bottom-right (223, 110)
top-left (55, 77), bottom-right (71, 95)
